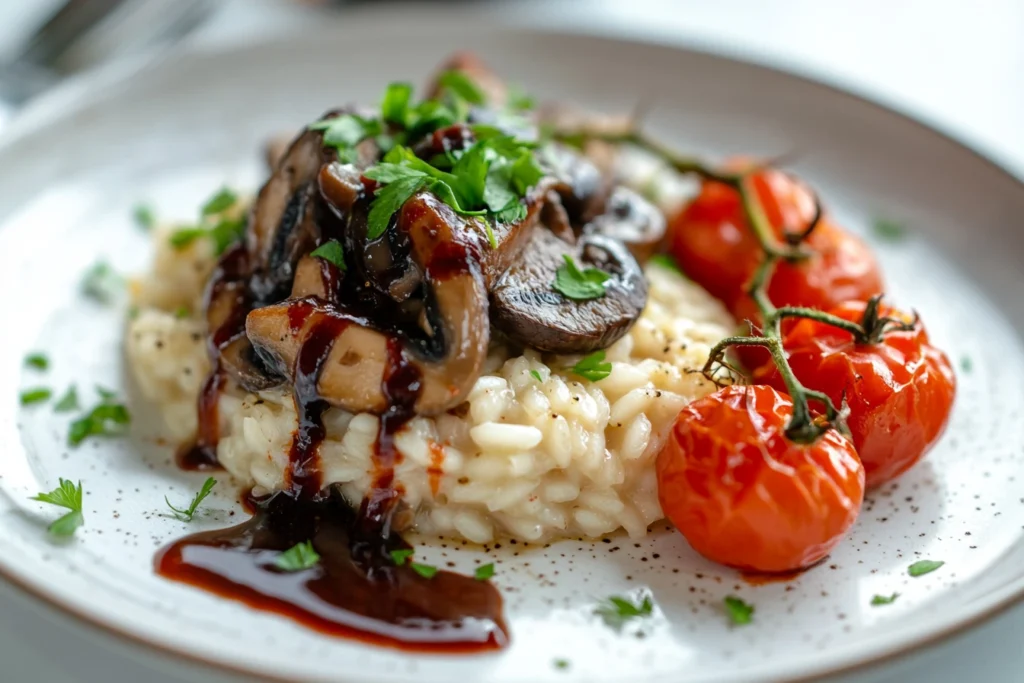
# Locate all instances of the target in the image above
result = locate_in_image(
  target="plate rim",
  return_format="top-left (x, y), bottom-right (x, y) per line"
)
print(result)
top-left (1, 14), bottom-right (1023, 683)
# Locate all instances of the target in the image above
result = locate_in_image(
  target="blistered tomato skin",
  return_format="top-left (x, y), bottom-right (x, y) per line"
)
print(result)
top-left (753, 301), bottom-right (956, 487)
top-left (656, 385), bottom-right (865, 573)
top-left (669, 169), bottom-right (884, 343)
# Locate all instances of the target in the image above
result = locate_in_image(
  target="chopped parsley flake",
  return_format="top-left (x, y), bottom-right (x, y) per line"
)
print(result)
top-left (724, 596), bottom-right (754, 625)
top-left (165, 476), bottom-right (216, 522)
top-left (68, 390), bottom-right (130, 446)
top-left (411, 562), bottom-right (438, 579)
top-left (908, 559), bottom-right (944, 577)
top-left (960, 356), bottom-right (972, 373)
top-left (310, 239), bottom-right (346, 270)
top-left (529, 369), bottom-right (543, 382)
top-left (20, 388), bottom-right (51, 405)
top-left (133, 203), bottom-right (156, 230)
top-left (24, 353), bottom-right (48, 370)
top-left (201, 187), bottom-right (238, 216)
top-left (595, 594), bottom-right (654, 630)
top-left (54, 385), bottom-right (79, 413)
top-left (571, 351), bottom-right (612, 382)
top-left (32, 478), bottom-right (84, 536)
top-left (81, 261), bottom-right (122, 304)
top-left (389, 548), bottom-right (414, 566)
top-left (474, 563), bottom-right (495, 581)
top-left (554, 255), bottom-right (610, 301)
top-left (437, 70), bottom-right (486, 105)
top-left (871, 593), bottom-right (899, 606)
top-left (648, 253), bottom-right (684, 276)
top-left (873, 218), bottom-right (907, 242)
top-left (274, 541), bottom-right (320, 572)
top-left (174, 306), bottom-right (190, 319)
top-left (553, 658), bottom-right (570, 670)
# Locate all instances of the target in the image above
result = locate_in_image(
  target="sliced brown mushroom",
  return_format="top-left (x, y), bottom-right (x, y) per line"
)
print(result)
top-left (490, 230), bottom-right (647, 354)
top-left (245, 193), bottom-right (490, 415)
top-left (583, 186), bottom-right (666, 262)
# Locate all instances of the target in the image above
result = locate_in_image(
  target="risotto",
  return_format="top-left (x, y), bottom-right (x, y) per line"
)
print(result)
top-left (127, 224), bottom-right (732, 543)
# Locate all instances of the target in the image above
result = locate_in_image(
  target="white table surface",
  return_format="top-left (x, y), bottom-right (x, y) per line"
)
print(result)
top-left (1, 1), bottom-right (1022, 681)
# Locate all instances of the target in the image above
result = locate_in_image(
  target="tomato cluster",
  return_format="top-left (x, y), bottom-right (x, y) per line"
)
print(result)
top-left (656, 168), bottom-right (956, 573)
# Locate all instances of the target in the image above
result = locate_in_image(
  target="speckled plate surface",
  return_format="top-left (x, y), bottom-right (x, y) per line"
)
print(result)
top-left (1, 13), bottom-right (1023, 683)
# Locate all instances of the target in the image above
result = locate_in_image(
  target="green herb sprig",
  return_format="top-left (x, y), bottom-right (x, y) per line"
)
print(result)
top-left (275, 541), bottom-right (321, 571)
top-left (165, 477), bottom-right (217, 522)
top-left (32, 479), bottom-right (84, 536)
top-left (594, 593), bottom-right (654, 630)
top-left (571, 351), bottom-right (612, 382)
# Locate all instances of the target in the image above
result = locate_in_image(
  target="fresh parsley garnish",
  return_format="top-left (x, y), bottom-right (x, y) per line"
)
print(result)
top-left (169, 187), bottom-right (245, 256)
top-left (648, 253), bottom-right (684, 276)
top-left (960, 356), bottom-right (972, 373)
top-left (724, 596), bottom-right (754, 625)
top-left (908, 559), bottom-right (944, 577)
top-left (310, 240), bottom-right (346, 270)
top-left (68, 388), bottom-right (130, 446)
top-left (529, 369), bottom-right (543, 382)
top-left (553, 658), bottom-right (570, 671)
top-left (165, 477), bottom-right (217, 522)
top-left (81, 261), bottom-right (122, 304)
top-left (871, 593), bottom-right (899, 606)
top-left (334, 76), bottom-right (544, 247)
top-left (571, 351), bottom-right (612, 382)
top-left (873, 218), bottom-right (907, 243)
top-left (411, 562), bottom-right (438, 579)
top-left (475, 563), bottom-right (495, 581)
top-left (20, 388), bottom-right (51, 405)
top-left (437, 70), bottom-right (486, 105)
top-left (201, 187), bottom-right (238, 216)
top-left (174, 306), bottom-right (190, 319)
top-left (32, 479), bottom-right (84, 536)
top-left (554, 255), bottom-right (610, 301)
top-left (133, 203), bottom-right (156, 230)
top-left (274, 541), bottom-right (321, 572)
top-left (54, 385), bottom-right (79, 412)
top-left (25, 353), bottom-right (48, 370)
top-left (507, 86), bottom-right (535, 112)
top-left (390, 548), bottom-right (414, 566)
top-left (595, 594), bottom-right (654, 630)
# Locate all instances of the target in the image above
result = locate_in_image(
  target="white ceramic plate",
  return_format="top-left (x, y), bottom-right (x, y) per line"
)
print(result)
top-left (1, 13), bottom-right (1023, 683)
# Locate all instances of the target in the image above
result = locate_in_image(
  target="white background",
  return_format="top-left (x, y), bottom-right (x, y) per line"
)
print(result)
top-left (0, 1), bottom-right (1021, 681)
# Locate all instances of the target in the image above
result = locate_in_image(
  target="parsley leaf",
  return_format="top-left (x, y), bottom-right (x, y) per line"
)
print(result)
top-left (437, 70), bottom-right (486, 106)
top-left (390, 548), bottom-right (414, 565)
top-left (165, 477), bottom-right (217, 522)
top-left (595, 594), bottom-right (654, 630)
top-left (873, 218), bottom-right (907, 243)
top-left (25, 353), bottom-right (48, 370)
top-left (81, 261), bottom-right (122, 304)
top-left (381, 82), bottom-right (414, 125)
top-left (908, 559), bottom-right (944, 577)
top-left (367, 176), bottom-right (429, 240)
top-left (20, 388), bottom-right (51, 405)
top-left (411, 562), bottom-right (438, 579)
top-left (32, 479), bottom-right (84, 536)
top-left (133, 203), bottom-right (156, 230)
top-left (724, 596), bottom-right (754, 625)
top-left (54, 386), bottom-right (79, 413)
top-left (201, 187), bottom-right (237, 216)
top-left (170, 217), bottom-right (246, 256)
top-left (475, 563), bottom-right (495, 581)
top-left (554, 255), bottom-right (610, 301)
top-left (68, 391), bottom-right (130, 446)
top-left (572, 351), bottom-right (612, 382)
top-left (507, 86), bottom-right (535, 111)
top-left (174, 306), bottom-right (190, 319)
top-left (871, 593), bottom-right (899, 606)
top-left (553, 659), bottom-right (570, 670)
top-left (275, 541), bottom-right (320, 572)
top-left (648, 253), bottom-right (684, 275)
top-left (960, 356), bottom-right (973, 373)
top-left (310, 240), bottom-right (346, 270)
top-left (529, 369), bottom-right (543, 382)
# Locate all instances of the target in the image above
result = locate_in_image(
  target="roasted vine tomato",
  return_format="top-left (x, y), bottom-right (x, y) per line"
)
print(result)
top-left (752, 300), bottom-right (956, 488)
top-left (656, 384), bottom-right (864, 573)
top-left (669, 166), bottom-right (884, 362)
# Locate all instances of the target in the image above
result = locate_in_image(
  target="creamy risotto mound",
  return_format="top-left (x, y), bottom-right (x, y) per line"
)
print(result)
top-left (127, 221), bottom-right (731, 544)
